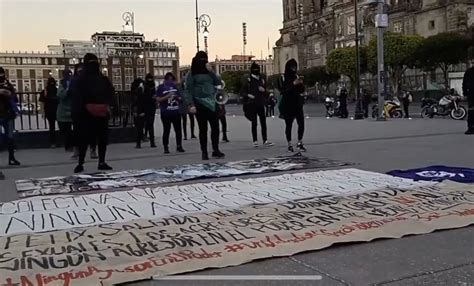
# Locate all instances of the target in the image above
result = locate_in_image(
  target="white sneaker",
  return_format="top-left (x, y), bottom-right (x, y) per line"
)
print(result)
top-left (253, 141), bottom-right (259, 148)
top-left (263, 141), bottom-right (274, 146)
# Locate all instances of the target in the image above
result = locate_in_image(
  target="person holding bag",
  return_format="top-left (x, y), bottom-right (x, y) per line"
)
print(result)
top-left (70, 53), bottom-right (116, 173)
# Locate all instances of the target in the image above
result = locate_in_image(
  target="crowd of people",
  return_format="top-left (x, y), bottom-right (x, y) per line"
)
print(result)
top-left (1, 51), bottom-right (473, 174)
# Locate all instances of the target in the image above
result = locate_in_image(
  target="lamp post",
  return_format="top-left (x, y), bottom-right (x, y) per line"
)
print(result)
top-left (195, 0), bottom-right (211, 53)
top-left (374, 0), bottom-right (388, 120)
top-left (353, 0), bottom-right (365, 120)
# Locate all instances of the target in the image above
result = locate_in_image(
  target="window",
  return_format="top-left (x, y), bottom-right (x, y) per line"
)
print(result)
top-left (22, 69), bottom-right (31, 79)
top-left (124, 67), bottom-right (133, 77)
top-left (153, 68), bottom-right (159, 77)
top-left (69, 59), bottom-right (76, 65)
top-left (52, 58), bottom-right (57, 65)
top-left (9, 80), bottom-right (17, 91)
top-left (0, 58), bottom-right (5, 64)
top-left (167, 52), bottom-right (172, 58)
top-left (232, 65), bottom-right (236, 71)
top-left (153, 59), bottom-right (159, 66)
top-left (125, 83), bottom-right (131, 91)
top-left (22, 58), bottom-right (27, 64)
top-left (45, 58), bottom-right (50, 65)
top-left (171, 52), bottom-right (176, 58)
top-left (159, 52), bottom-right (163, 58)
top-left (137, 67), bottom-right (146, 78)
top-left (8, 69), bottom-right (17, 79)
top-left (137, 58), bottom-right (144, 65)
top-left (36, 80), bottom-right (44, 92)
top-left (112, 68), bottom-right (121, 77)
top-left (347, 16), bottom-right (355, 35)
top-left (394, 21), bottom-right (402, 33)
top-left (168, 60), bottom-right (173, 66)
top-left (429, 20), bottom-right (435, 30)
top-left (113, 84), bottom-right (123, 91)
top-left (23, 80), bottom-right (31, 92)
top-left (113, 58), bottom-right (120, 65)
top-left (36, 69), bottom-right (43, 79)
top-left (125, 58), bottom-right (133, 65)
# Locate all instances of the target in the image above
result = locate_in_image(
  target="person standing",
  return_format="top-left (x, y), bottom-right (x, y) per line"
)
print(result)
top-left (266, 93), bottom-right (276, 118)
top-left (362, 88), bottom-right (371, 118)
top-left (338, 86), bottom-right (349, 119)
top-left (241, 62), bottom-right (273, 147)
top-left (464, 66), bottom-right (474, 135)
top-left (0, 67), bottom-right (20, 166)
top-left (131, 77), bottom-right (146, 148)
top-left (70, 53), bottom-right (115, 173)
top-left (57, 69), bottom-right (74, 152)
top-left (157, 72), bottom-right (185, 154)
top-left (218, 104), bottom-right (229, 142)
top-left (142, 73), bottom-right (157, 147)
top-left (39, 77), bottom-right (59, 147)
top-left (278, 59), bottom-right (306, 153)
top-left (185, 51), bottom-right (225, 160)
top-left (401, 89), bottom-right (412, 119)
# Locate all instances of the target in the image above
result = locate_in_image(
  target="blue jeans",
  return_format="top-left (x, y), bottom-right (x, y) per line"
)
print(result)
top-left (0, 120), bottom-right (14, 140)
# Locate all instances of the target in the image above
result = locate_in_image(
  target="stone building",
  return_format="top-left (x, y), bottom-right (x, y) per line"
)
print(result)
top-left (274, 0), bottom-right (474, 74)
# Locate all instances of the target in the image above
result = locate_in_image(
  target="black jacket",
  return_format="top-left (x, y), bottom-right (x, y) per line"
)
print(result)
top-left (463, 67), bottom-right (474, 106)
top-left (70, 69), bottom-right (115, 121)
top-left (278, 74), bottom-right (305, 117)
top-left (0, 80), bottom-right (17, 120)
top-left (39, 84), bottom-right (59, 116)
top-left (240, 75), bottom-right (267, 107)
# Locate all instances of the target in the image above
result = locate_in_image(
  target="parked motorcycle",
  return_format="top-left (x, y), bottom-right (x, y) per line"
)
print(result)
top-left (324, 96), bottom-right (341, 118)
top-left (372, 97), bottom-right (403, 119)
top-left (421, 94), bottom-right (466, 120)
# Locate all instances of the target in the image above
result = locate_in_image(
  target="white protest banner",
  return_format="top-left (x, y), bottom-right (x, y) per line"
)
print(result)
top-left (0, 182), bottom-right (473, 286)
top-left (0, 169), bottom-right (432, 236)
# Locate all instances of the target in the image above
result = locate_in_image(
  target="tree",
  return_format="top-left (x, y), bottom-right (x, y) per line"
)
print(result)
top-left (301, 66), bottom-right (340, 88)
top-left (221, 71), bottom-right (248, 94)
top-left (326, 46), bottom-right (366, 93)
top-left (415, 32), bottom-right (472, 88)
top-left (367, 32), bottom-right (423, 95)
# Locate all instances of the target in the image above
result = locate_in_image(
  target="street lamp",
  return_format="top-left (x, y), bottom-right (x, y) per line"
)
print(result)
top-left (195, 0), bottom-right (211, 52)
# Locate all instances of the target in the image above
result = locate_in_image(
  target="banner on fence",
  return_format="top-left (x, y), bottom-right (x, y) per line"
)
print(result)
top-left (1, 182), bottom-right (473, 286)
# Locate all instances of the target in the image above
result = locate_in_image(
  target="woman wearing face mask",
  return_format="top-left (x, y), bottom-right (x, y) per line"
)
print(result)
top-left (40, 77), bottom-right (59, 148)
top-left (142, 73), bottom-right (157, 147)
top-left (278, 59), bottom-right (306, 153)
top-left (57, 69), bottom-right (74, 152)
top-left (156, 72), bottom-right (185, 154)
top-left (185, 51), bottom-right (225, 160)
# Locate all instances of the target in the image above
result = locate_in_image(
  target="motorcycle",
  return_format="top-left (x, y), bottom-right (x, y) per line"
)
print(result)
top-left (371, 97), bottom-right (403, 119)
top-left (324, 96), bottom-right (341, 118)
top-left (421, 94), bottom-right (466, 120)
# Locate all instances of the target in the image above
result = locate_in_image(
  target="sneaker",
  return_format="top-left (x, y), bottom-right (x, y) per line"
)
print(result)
top-left (465, 129), bottom-right (474, 135)
top-left (164, 147), bottom-right (170, 154)
top-left (177, 146), bottom-right (185, 153)
top-left (74, 164), bottom-right (84, 173)
top-left (98, 163), bottom-right (113, 171)
top-left (191, 135), bottom-right (197, 139)
top-left (184, 137), bottom-right (188, 141)
top-left (297, 143), bottom-right (307, 152)
top-left (202, 153), bottom-right (209, 160)
top-left (263, 141), bottom-right (274, 146)
top-left (212, 151), bottom-right (225, 159)
top-left (150, 142), bottom-right (157, 148)
top-left (288, 145), bottom-right (295, 153)
top-left (135, 144), bottom-right (142, 149)
top-left (90, 149), bottom-right (98, 159)
top-left (8, 159), bottom-right (21, 166)
top-left (253, 141), bottom-right (259, 148)
top-left (223, 138), bottom-right (230, 143)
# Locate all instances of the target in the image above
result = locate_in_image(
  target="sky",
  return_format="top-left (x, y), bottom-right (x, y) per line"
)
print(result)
top-left (0, 0), bottom-right (283, 65)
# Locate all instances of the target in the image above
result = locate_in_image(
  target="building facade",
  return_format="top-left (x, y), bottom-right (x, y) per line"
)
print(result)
top-left (0, 51), bottom-right (68, 93)
top-left (274, 0), bottom-right (474, 74)
top-left (211, 55), bottom-right (272, 76)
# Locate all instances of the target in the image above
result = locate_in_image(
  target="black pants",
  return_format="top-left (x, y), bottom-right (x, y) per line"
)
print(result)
top-left (250, 106), bottom-right (267, 142)
top-left (0, 120), bottom-right (16, 161)
top-left (46, 116), bottom-right (56, 145)
top-left (266, 105), bottom-right (275, 117)
top-left (403, 100), bottom-right (410, 118)
top-left (143, 111), bottom-right (155, 141)
top-left (468, 102), bottom-right (474, 130)
top-left (339, 101), bottom-right (348, 118)
top-left (362, 101), bottom-right (370, 118)
top-left (76, 116), bottom-right (108, 165)
top-left (220, 115), bottom-right (228, 140)
top-left (58, 122), bottom-right (74, 150)
top-left (135, 116), bottom-right (145, 146)
top-left (161, 114), bottom-right (182, 148)
top-left (195, 104), bottom-right (220, 154)
top-left (285, 110), bottom-right (305, 143)
top-left (182, 113), bottom-right (195, 139)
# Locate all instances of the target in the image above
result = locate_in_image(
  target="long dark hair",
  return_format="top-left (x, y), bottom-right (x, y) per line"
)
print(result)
top-left (191, 51), bottom-right (209, 75)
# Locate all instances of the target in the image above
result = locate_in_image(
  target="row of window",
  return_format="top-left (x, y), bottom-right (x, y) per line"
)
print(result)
top-left (146, 51), bottom-right (177, 58)
top-left (153, 59), bottom-right (173, 67)
top-left (5, 68), bottom-right (60, 79)
top-left (0, 57), bottom-right (58, 65)
top-left (112, 58), bottom-right (145, 66)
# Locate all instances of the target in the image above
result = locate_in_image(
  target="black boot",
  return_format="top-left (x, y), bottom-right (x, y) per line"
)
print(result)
top-left (150, 138), bottom-right (157, 148)
top-left (8, 141), bottom-right (20, 166)
top-left (212, 150), bottom-right (225, 159)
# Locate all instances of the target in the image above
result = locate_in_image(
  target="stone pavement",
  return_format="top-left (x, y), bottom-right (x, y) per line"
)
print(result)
top-left (0, 111), bottom-right (473, 286)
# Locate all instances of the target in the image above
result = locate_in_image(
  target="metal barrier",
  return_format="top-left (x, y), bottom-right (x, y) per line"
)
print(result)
top-left (14, 91), bottom-right (133, 131)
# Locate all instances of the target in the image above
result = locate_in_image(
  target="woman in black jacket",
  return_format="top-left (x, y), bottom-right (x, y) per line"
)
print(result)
top-left (40, 77), bottom-right (59, 147)
top-left (278, 59), bottom-right (306, 153)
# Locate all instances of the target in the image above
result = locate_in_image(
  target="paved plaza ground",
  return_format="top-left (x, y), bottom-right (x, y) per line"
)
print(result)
top-left (0, 104), bottom-right (473, 286)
